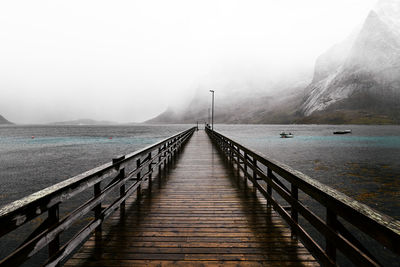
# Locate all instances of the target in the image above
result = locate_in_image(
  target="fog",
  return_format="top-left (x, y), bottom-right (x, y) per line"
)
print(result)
top-left (0, 0), bottom-right (376, 124)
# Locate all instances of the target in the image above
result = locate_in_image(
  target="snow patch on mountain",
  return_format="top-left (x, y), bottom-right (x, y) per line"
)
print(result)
top-left (302, 66), bottom-right (357, 115)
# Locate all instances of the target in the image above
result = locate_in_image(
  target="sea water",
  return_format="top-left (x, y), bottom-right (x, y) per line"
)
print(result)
top-left (0, 124), bottom-right (188, 206)
top-left (0, 124), bottom-right (399, 265)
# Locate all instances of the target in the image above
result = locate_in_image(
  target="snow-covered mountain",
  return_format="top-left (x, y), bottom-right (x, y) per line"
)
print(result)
top-left (149, 0), bottom-right (400, 125)
top-left (301, 0), bottom-right (400, 121)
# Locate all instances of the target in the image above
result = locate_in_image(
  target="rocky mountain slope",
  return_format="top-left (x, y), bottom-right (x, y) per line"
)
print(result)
top-left (300, 0), bottom-right (400, 123)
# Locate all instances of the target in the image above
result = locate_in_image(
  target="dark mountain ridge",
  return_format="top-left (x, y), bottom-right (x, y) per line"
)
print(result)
top-left (0, 115), bottom-right (13, 125)
top-left (49, 119), bottom-right (118, 125)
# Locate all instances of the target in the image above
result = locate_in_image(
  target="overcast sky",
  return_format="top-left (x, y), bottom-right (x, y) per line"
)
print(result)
top-left (0, 0), bottom-right (377, 124)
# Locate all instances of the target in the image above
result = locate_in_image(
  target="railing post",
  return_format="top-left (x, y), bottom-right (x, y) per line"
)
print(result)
top-left (148, 152), bottom-right (152, 189)
top-left (267, 168), bottom-right (273, 206)
top-left (163, 146), bottom-right (168, 175)
top-left (136, 158), bottom-right (141, 202)
top-left (291, 184), bottom-right (298, 238)
top-left (173, 138), bottom-right (177, 162)
top-left (229, 142), bottom-right (233, 164)
top-left (94, 181), bottom-right (102, 239)
top-left (236, 147), bottom-right (240, 173)
top-left (227, 140), bottom-right (230, 159)
top-left (252, 158), bottom-right (257, 192)
top-left (113, 156), bottom-right (126, 215)
top-left (177, 137), bottom-right (181, 154)
top-left (234, 145), bottom-right (239, 177)
top-left (48, 204), bottom-right (60, 263)
top-left (177, 137), bottom-right (180, 155)
top-left (170, 140), bottom-right (174, 163)
top-left (326, 208), bottom-right (337, 262)
top-left (119, 168), bottom-right (126, 215)
top-left (169, 140), bottom-right (172, 161)
top-left (158, 147), bottom-right (162, 176)
top-left (244, 152), bottom-right (248, 183)
top-left (166, 141), bottom-right (170, 167)
top-left (169, 141), bottom-right (172, 164)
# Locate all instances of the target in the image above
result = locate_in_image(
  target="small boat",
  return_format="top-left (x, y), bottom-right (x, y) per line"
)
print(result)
top-left (280, 132), bottom-right (294, 138)
top-left (333, 130), bottom-right (352, 134)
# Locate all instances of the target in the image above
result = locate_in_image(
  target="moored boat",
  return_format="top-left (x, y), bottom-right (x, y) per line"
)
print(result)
top-left (333, 129), bottom-right (352, 134)
top-left (280, 132), bottom-right (294, 138)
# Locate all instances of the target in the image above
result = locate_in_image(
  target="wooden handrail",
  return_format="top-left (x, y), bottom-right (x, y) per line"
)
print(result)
top-left (0, 127), bottom-right (196, 266)
top-left (206, 127), bottom-right (400, 266)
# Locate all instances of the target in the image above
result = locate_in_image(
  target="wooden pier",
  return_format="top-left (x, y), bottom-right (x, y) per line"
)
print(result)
top-left (1, 127), bottom-right (400, 266)
top-left (65, 130), bottom-right (316, 266)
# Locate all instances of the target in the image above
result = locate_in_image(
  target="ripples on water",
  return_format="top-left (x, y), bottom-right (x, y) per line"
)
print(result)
top-left (0, 124), bottom-right (189, 206)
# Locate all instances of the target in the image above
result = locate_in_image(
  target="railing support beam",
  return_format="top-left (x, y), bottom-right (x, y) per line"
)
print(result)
top-left (326, 208), bottom-right (337, 262)
top-left (48, 204), bottom-right (60, 263)
top-left (291, 184), bottom-right (298, 238)
top-left (113, 156), bottom-right (126, 216)
top-left (94, 182), bottom-right (102, 239)
top-left (267, 168), bottom-right (273, 206)
top-left (136, 158), bottom-right (141, 202)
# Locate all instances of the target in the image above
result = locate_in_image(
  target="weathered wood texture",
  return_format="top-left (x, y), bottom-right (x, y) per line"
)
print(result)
top-left (65, 130), bottom-right (318, 267)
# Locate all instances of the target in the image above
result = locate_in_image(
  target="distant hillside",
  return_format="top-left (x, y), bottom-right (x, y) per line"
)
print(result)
top-left (0, 115), bottom-right (13, 125)
top-left (49, 119), bottom-right (118, 125)
top-left (146, 85), bottom-right (306, 124)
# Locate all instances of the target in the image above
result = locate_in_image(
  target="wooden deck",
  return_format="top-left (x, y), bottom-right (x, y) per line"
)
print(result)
top-left (65, 130), bottom-right (318, 266)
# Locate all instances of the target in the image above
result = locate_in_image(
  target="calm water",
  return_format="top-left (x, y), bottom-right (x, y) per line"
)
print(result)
top-left (0, 124), bottom-right (399, 265)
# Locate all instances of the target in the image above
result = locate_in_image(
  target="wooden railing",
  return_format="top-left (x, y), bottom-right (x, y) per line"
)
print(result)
top-left (206, 127), bottom-right (400, 267)
top-left (0, 127), bottom-right (196, 266)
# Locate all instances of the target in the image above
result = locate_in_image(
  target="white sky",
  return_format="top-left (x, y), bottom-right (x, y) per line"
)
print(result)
top-left (0, 0), bottom-right (377, 123)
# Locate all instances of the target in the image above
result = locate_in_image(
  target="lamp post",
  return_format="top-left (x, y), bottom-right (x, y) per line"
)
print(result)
top-left (208, 108), bottom-right (211, 126)
top-left (209, 90), bottom-right (214, 130)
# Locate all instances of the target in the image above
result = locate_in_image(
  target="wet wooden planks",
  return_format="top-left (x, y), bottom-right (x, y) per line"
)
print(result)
top-left (65, 130), bottom-right (318, 267)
